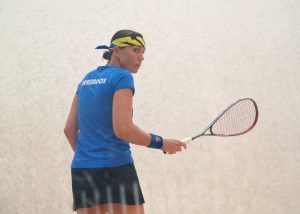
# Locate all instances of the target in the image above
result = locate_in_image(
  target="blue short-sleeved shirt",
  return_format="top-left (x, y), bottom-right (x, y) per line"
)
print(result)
top-left (71, 65), bottom-right (135, 168)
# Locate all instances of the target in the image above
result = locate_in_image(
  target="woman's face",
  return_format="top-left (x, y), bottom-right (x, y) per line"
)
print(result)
top-left (118, 46), bottom-right (145, 73)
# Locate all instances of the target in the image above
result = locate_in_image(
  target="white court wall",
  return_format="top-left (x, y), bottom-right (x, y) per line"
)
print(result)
top-left (0, 0), bottom-right (299, 213)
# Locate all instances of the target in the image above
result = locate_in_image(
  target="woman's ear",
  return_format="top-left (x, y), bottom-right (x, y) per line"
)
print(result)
top-left (112, 46), bottom-right (121, 59)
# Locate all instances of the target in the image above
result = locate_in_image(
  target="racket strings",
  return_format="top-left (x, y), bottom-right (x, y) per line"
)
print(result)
top-left (211, 99), bottom-right (257, 136)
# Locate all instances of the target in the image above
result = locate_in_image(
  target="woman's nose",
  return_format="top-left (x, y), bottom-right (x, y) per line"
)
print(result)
top-left (139, 53), bottom-right (144, 61)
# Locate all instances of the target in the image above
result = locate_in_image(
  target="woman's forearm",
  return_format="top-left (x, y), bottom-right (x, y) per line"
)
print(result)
top-left (114, 123), bottom-right (151, 147)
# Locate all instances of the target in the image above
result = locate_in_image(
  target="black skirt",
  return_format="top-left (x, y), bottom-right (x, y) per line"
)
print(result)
top-left (71, 163), bottom-right (145, 211)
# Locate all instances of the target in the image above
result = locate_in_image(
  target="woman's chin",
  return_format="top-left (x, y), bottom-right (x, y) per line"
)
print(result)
top-left (130, 67), bottom-right (139, 74)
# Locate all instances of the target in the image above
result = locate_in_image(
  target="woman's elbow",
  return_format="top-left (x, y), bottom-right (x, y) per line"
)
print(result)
top-left (114, 125), bottom-right (131, 141)
top-left (64, 126), bottom-right (70, 137)
top-left (64, 126), bottom-right (75, 137)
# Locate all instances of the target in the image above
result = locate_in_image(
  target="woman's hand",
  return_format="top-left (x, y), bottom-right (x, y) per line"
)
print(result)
top-left (162, 139), bottom-right (187, 154)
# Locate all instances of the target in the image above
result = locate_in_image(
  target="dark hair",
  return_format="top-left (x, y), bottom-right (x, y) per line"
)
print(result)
top-left (102, 30), bottom-right (144, 61)
top-left (103, 51), bottom-right (113, 61)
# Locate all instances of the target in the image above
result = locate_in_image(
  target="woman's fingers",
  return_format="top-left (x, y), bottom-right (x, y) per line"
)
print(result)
top-left (163, 139), bottom-right (187, 154)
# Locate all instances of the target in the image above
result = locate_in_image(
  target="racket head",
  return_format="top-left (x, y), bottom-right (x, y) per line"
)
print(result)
top-left (209, 98), bottom-right (258, 136)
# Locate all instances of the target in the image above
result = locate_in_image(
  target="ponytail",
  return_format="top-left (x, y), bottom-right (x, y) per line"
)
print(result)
top-left (103, 50), bottom-right (112, 61)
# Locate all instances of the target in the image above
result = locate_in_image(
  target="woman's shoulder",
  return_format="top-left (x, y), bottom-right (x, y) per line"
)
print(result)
top-left (84, 66), bottom-right (133, 81)
top-left (111, 66), bottom-right (130, 73)
top-left (109, 66), bottom-right (133, 78)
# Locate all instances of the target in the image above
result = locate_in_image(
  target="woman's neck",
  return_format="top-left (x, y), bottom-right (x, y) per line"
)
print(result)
top-left (108, 57), bottom-right (121, 68)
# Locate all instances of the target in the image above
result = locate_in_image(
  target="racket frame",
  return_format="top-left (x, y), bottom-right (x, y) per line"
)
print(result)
top-left (191, 98), bottom-right (258, 141)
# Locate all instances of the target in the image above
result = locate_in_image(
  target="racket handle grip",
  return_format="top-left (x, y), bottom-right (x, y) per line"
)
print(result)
top-left (181, 137), bottom-right (193, 144)
top-left (163, 137), bottom-right (192, 154)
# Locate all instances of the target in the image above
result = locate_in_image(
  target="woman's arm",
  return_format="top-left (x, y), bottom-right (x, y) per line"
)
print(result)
top-left (113, 89), bottom-right (186, 154)
top-left (64, 94), bottom-right (79, 152)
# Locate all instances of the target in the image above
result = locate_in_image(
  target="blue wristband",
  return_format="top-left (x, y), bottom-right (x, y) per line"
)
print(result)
top-left (148, 134), bottom-right (163, 149)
